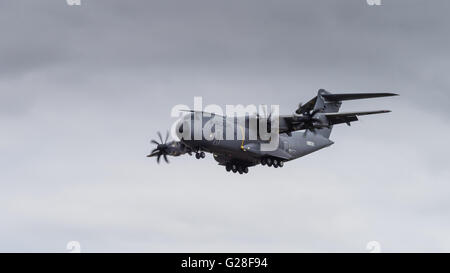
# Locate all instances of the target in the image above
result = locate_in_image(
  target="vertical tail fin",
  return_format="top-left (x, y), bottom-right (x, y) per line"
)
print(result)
top-left (313, 89), bottom-right (341, 138)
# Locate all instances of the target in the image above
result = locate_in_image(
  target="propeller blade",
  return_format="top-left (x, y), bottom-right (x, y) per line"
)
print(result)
top-left (151, 140), bottom-right (160, 145)
top-left (157, 153), bottom-right (161, 164)
top-left (149, 131), bottom-right (174, 163)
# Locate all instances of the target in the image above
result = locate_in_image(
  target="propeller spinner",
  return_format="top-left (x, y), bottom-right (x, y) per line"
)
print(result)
top-left (147, 131), bottom-right (170, 163)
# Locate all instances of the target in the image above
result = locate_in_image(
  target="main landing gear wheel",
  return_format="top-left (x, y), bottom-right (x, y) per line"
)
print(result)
top-left (195, 152), bottom-right (205, 159)
top-left (226, 164), bottom-right (249, 174)
top-left (262, 157), bottom-right (284, 168)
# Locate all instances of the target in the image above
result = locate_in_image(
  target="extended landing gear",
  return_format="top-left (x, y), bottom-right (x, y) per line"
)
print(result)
top-left (225, 163), bottom-right (249, 174)
top-left (238, 166), bottom-right (249, 174)
top-left (261, 157), bottom-right (284, 168)
top-left (195, 152), bottom-right (205, 159)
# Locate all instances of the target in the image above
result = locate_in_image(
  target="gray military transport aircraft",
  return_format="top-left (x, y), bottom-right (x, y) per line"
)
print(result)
top-left (147, 89), bottom-right (397, 174)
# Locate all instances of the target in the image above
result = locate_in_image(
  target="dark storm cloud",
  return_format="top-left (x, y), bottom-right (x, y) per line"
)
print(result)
top-left (1, 0), bottom-right (450, 252)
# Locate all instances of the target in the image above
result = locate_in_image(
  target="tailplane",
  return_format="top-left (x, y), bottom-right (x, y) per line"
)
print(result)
top-left (312, 89), bottom-right (397, 138)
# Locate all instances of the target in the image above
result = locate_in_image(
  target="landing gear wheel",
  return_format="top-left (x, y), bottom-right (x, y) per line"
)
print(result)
top-left (200, 152), bottom-right (205, 158)
top-left (238, 166), bottom-right (243, 174)
top-left (273, 159), bottom-right (278, 167)
top-left (267, 158), bottom-right (272, 167)
top-left (278, 161), bottom-right (284, 168)
top-left (232, 164), bottom-right (237, 173)
top-left (195, 153), bottom-right (201, 159)
top-left (226, 165), bottom-right (231, 172)
top-left (261, 158), bottom-right (266, 166)
top-left (243, 167), bottom-right (249, 174)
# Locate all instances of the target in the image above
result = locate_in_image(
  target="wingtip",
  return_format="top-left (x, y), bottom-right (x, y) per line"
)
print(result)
top-left (377, 93), bottom-right (398, 97)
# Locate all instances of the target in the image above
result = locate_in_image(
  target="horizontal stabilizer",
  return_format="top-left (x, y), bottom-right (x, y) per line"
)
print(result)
top-left (324, 110), bottom-right (391, 117)
top-left (322, 93), bottom-right (398, 101)
top-left (323, 110), bottom-right (391, 126)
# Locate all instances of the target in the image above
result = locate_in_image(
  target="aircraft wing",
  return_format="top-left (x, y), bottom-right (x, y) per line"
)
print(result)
top-left (179, 109), bottom-right (224, 117)
top-left (322, 110), bottom-right (391, 125)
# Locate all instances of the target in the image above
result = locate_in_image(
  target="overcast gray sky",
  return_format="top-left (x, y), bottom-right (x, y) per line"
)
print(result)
top-left (1, 0), bottom-right (450, 252)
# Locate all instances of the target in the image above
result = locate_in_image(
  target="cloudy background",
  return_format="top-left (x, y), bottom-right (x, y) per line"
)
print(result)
top-left (1, 0), bottom-right (450, 252)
